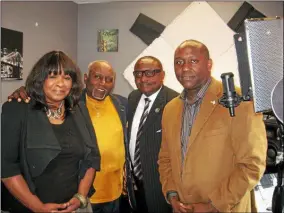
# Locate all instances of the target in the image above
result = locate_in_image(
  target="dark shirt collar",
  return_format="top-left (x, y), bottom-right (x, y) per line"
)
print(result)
top-left (180, 77), bottom-right (212, 104)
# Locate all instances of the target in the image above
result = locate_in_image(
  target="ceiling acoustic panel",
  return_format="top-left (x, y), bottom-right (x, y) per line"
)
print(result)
top-left (130, 13), bottom-right (165, 45)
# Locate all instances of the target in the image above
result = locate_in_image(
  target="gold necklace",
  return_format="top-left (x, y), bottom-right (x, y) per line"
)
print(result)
top-left (90, 101), bottom-right (106, 118)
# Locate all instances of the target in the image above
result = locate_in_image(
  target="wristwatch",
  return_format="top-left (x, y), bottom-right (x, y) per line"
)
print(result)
top-left (166, 191), bottom-right (179, 203)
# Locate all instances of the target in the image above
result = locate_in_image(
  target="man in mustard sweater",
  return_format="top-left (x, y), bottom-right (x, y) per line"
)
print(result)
top-left (83, 60), bottom-right (134, 213)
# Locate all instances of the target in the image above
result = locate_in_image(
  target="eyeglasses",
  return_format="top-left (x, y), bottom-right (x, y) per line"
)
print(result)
top-left (133, 69), bottom-right (161, 78)
top-left (93, 73), bottom-right (114, 83)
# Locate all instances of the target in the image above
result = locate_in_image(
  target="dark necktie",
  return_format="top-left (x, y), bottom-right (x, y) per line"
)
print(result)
top-left (133, 97), bottom-right (151, 180)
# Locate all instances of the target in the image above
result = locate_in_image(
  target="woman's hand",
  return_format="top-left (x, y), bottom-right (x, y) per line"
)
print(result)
top-left (56, 197), bottom-right (81, 212)
top-left (33, 202), bottom-right (68, 212)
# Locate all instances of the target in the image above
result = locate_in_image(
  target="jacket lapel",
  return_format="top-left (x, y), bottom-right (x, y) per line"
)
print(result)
top-left (26, 104), bottom-right (61, 177)
top-left (110, 94), bottom-right (127, 128)
top-left (26, 105), bottom-right (61, 149)
top-left (74, 103), bottom-right (96, 150)
top-left (128, 92), bottom-right (142, 135)
top-left (171, 97), bottom-right (184, 175)
top-left (186, 79), bottom-right (222, 150)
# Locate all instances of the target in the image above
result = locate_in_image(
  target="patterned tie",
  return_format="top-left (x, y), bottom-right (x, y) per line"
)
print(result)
top-left (133, 98), bottom-right (151, 180)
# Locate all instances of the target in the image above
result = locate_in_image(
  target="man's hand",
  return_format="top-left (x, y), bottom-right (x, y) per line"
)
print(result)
top-left (57, 197), bottom-right (81, 212)
top-left (170, 196), bottom-right (189, 213)
top-left (190, 202), bottom-right (218, 213)
top-left (8, 86), bottom-right (30, 103)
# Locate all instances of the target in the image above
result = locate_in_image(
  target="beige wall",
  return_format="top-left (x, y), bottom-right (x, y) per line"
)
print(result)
top-left (1, 1), bottom-right (283, 103)
top-left (77, 1), bottom-right (283, 97)
top-left (1, 1), bottom-right (78, 104)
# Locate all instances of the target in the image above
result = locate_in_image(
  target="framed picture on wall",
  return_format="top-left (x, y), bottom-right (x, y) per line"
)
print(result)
top-left (1, 27), bottom-right (24, 80)
top-left (97, 29), bottom-right (119, 52)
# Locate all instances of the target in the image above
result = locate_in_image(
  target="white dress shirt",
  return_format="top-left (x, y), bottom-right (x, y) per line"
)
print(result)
top-left (129, 87), bottom-right (162, 163)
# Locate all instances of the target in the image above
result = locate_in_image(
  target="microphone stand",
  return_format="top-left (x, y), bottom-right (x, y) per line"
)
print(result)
top-left (218, 89), bottom-right (252, 115)
top-left (219, 72), bottom-right (284, 213)
top-left (272, 121), bottom-right (284, 213)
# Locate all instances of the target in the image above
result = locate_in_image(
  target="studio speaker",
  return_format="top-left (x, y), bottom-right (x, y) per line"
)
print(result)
top-left (234, 17), bottom-right (283, 113)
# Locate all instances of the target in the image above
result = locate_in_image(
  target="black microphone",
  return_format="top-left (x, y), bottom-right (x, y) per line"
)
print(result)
top-left (219, 72), bottom-right (241, 117)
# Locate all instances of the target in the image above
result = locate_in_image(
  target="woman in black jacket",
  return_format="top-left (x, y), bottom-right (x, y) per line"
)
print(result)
top-left (1, 50), bottom-right (100, 213)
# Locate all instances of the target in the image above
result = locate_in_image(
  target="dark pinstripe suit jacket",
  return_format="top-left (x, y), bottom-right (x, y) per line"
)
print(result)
top-left (127, 85), bottom-right (178, 213)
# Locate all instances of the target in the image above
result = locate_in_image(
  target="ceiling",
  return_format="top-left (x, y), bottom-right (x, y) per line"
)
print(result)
top-left (72, 0), bottom-right (180, 4)
top-left (2, 0), bottom-right (180, 4)
top-left (72, 0), bottom-right (118, 3)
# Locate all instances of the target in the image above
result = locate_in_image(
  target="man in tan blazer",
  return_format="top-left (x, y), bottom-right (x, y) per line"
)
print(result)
top-left (158, 40), bottom-right (267, 213)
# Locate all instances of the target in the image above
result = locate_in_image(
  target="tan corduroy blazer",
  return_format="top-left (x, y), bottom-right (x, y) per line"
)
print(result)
top-left (158, 78), bottom-right (267, 212)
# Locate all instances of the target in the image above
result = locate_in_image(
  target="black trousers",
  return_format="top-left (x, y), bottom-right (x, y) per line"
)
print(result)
top-left (119, 194), bottom-right (132, 213)
top-left (91, 196), bottom-right (120, 213)
top-left (132, 179), bottom-right (148, 213)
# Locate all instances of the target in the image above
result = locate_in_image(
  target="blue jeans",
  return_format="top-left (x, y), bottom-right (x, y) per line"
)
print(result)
top-left (91, 197), bottom-right (120, 213)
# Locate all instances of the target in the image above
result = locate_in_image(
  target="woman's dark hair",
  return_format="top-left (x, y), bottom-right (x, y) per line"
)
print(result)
top-left (25, 50), bottom-right (83, 111)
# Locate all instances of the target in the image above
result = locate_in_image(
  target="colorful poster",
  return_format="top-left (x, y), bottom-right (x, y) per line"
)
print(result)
top-left (97, 29), bottom-right (119, 52)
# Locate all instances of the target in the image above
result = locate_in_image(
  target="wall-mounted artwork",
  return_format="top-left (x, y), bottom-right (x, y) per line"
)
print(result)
top-left (97, 29), bottom-right (119, 52)
top-left (1, 27), bottom-right (24, 80)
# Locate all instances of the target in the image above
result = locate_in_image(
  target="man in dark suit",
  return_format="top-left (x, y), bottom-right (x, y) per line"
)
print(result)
top-left (128, 56), bottom-right (178, 213)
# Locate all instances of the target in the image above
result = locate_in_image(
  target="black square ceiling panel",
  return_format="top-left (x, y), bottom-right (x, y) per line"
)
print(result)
top-left (130, 13), bottom-right (165, 45)
top-left (228, 1), bottom-right (266, 33)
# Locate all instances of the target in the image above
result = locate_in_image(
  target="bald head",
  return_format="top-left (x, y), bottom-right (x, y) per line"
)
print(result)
top-left (134, 56), bottom-right (163, 71)
top-left (85, 60), bottom-right (115, 101)
top-left (88, 60), bottom-right (115, 76)
top-left (175, 40), bottom-right (210, 59)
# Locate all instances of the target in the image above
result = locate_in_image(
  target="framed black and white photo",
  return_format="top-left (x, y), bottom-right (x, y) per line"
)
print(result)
top-left (1, 27), bottom-right (23, 80)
